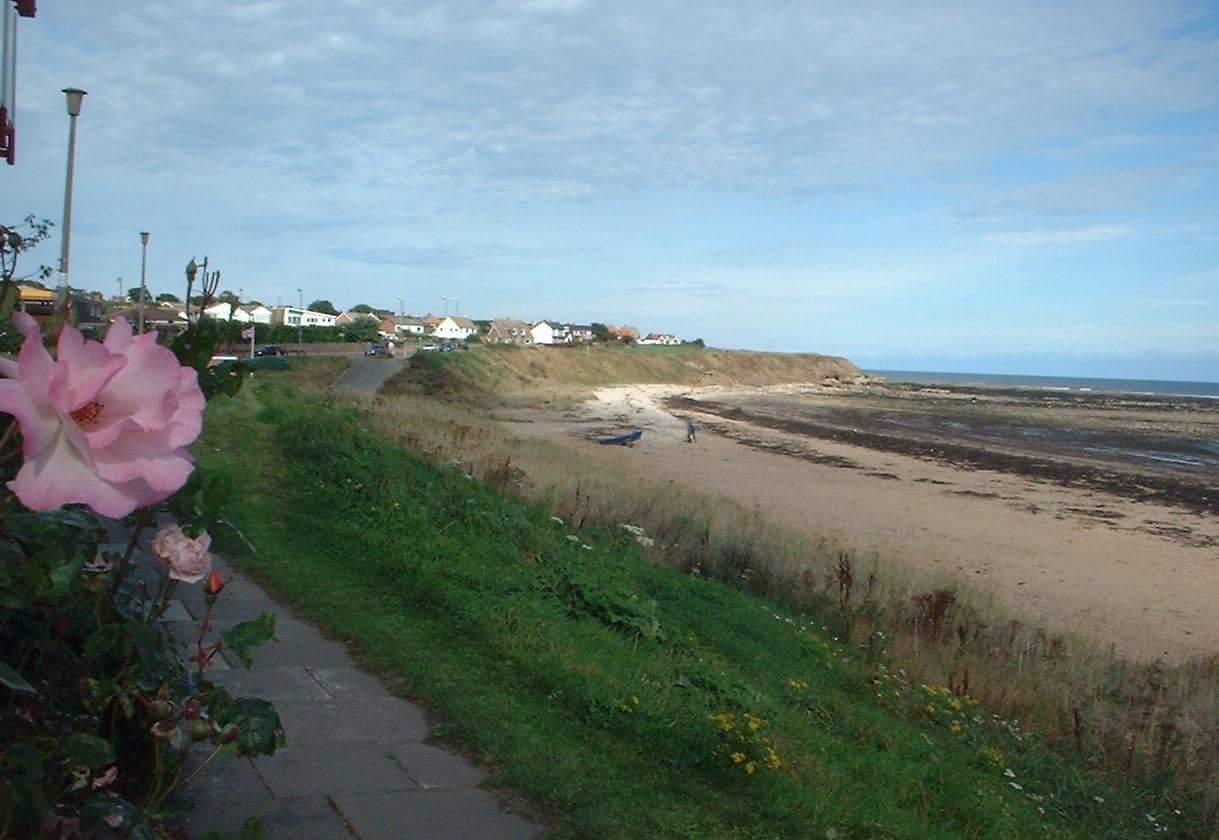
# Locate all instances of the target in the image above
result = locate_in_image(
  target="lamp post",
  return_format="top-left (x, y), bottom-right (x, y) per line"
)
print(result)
top-left (398, 297), bottom-right (404, 317)
top-left (296, 287), bottom-right (303, 347)
top-left (138, 231), bottom-right (149, 333)
top-left (58, 87), bottom-right (86, 304)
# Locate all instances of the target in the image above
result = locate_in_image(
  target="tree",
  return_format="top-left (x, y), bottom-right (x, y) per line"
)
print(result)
top-left (0, 215), bottom-right (54, 283)
top-left (340, 315), bottom-right (380, 343)
top-left (309, 299), bottom-right (338, 315)
top-left (591, 322), bottom-right (611, 343)
top-left (217, 290), bottom-right (241, 306)
top-left (350, 303), bottom-right (374, 314)
top-left (128, 287), bottom-right (152, 303)
top-left (156, 292), bottom-right (181, 303)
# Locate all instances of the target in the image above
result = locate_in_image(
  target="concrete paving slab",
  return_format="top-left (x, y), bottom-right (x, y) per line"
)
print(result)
top-left (306, 668), bottom-right (395, 700)
top-left (385, 742), bottom-right (487, 790)
top-left (184, 753), bottom-right (273, 805)
top-left (238, 638), bottom-right (357, 669)
top-left (253, 741), bottom-right (419, 798)
top-left (210, 665), bottom-right (331, 700)
top-left (334, 789), bottom-right (539, 840)
top-left (270, 696), bottom-right (428, 744)
top-left (184, 795), bottom-right (352, 840)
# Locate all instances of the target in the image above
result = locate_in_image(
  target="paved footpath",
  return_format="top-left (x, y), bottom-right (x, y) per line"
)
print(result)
top-left (333, 356), bottom-right (409, 395)
top-left (136, 548), bottom-right (540, 839)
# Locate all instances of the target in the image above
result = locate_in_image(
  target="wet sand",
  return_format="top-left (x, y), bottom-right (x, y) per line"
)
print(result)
top-left (502, 381), bottom-right (1219, 661)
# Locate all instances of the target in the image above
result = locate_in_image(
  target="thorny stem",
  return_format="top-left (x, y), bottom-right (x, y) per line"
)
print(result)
top-left (101, 507), bottom-right (157, 624)
top-left (195, 597), bottom-right (217, 680)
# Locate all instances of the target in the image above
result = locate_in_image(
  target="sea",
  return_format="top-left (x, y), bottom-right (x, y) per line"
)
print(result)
top-left (865, 370), bottom-right (1219, 400)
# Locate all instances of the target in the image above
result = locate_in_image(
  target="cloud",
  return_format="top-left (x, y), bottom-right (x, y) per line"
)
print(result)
top-left (985, 225), bottom-right (1133, 246)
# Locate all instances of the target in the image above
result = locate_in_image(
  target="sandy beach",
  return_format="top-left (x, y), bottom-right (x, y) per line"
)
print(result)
top-left (502, 381), bottom-right (1219, 661)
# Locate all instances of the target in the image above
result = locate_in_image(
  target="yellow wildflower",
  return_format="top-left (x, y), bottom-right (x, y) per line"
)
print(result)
top-left (745, 761), bottom-right (757, 775)
top-left (731, 752), bottom-right (746, 764)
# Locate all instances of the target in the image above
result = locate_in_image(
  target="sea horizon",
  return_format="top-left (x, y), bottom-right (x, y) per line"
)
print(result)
top-left (864, 369), bottom-right (1219, 399)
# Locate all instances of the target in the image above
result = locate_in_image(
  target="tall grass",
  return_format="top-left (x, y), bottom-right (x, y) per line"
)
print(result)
top-left (357, 387), bottom-right (1219, 827)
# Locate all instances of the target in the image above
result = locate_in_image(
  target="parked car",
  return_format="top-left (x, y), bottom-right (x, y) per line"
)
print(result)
top-left (254, 345), bottom-right (287, 357)
top-left (420, 343), bottom-right (439, 352)
top-left (365, 345), bottom-right (392, 357)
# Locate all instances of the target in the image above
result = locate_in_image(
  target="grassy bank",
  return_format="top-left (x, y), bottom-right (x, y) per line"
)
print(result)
top-left (359, 383), bottom-right (1219, 831)
top-left (196, 380), bottom-right (1193, 838)
top-left (392, 343), bottom-right (860, 405)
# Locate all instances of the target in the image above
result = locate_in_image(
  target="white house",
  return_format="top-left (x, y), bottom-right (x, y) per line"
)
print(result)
top-left (240, 303), bottom-right (273, 324)
top-left (568, 324), bottom-right (594, 343)
top-left (433, 316), bottom-right (478, 340)
top-left (640, 332), bottom-right (679, 346)
top-left (272, 306), bottom-right (338, 328)
top-left (530, 320), bottom-right (570, 345)
top-left (396, 317), bottom-right (426, 336)
top-left (202, 301), bottom-right (243, 321)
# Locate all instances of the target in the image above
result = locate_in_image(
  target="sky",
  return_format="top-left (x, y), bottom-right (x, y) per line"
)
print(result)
top-left (2, 1), bottom-right (1217, 380)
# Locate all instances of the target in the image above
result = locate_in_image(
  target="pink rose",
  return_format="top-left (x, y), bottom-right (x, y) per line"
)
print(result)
top-left (0, 313), bottom-right (204, 518)
top-left (150, 523), bottom-right (212, 583)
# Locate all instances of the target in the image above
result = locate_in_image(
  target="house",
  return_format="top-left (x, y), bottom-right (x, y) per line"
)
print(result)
top-left (485, 318), bottom-right (533, 345)
top-left (16, 285), bottom-right (55, 318)
top-left (420, 313), bottom-right (441, 333)
top-left (608, 325), bottom-right (640, 342)
top-left (568, 324), bottom-right (594, 343)
top-left (433, 315), bottom-right (478, 340)
top-left (202, 301), bottom-right (252, 322)
top-left (108, 304), bottom-right (188, 333)
top-left (377, 317), bottom-right (399, 339)
top-left (530, 320), bottom-right (571, 345)
top-left (271, 306), bottom-right (339, 328)
top-left (239, 303), bottom-right (273, 324)
top-left (335, 311), bottom-right (366, 325)
top-left (395, 317), bottom-right (426, 336)
top-left (640, 332), bottom-right (679, 346)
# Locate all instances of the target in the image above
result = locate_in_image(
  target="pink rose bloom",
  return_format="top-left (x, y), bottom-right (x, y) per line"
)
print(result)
top-left (150, 523), bottom-right (212, 583)
top-left (0, 313), bottom-right (204, 518)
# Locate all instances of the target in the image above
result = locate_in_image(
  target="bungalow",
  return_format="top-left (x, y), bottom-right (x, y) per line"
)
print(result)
top-left (271, 306), bottom-right (338, 328)
top-left (568, 324), bottom-right (594, 343)
top-left (239, 303), bottom-right (273, 324)
top-left (433, 315), bottom-right (478, 340)
top-left (530, 320), bottom-right (570, 345)
top-left (640, 332), bottom-right (679, 346)
top-left (420, 313), bottom-right (442, 333)
top-left (203, 301), bottom-right (250, 322)
top-left (395, 317), bottom-right (426, 336)
top-left (485, 318), bottom-right (533, 345)
top-left (608, 325), bottom-right (639, 342)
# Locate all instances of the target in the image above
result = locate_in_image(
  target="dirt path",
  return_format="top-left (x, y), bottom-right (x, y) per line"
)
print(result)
top-left (510, 385), bottom-right (1219, 661)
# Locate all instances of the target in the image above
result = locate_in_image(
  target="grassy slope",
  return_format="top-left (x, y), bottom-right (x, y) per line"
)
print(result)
top-left (197, 381), bottom-right (1188, 839)
top-left (394, 344), bottom-right (861, 404)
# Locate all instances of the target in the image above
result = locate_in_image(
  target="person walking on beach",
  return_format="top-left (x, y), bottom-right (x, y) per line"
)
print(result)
top-left (686, 418), bottom-right (697, 443)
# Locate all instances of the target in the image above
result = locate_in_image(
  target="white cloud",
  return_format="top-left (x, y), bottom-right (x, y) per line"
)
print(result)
top-left (985, 225), bottom-right (1133, 246)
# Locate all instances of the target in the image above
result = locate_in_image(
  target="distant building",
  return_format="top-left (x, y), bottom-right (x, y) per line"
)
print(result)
top-left (530, 320), bottom-right (570, 345)
top-left (420, 313), bottom-right (442, 333)
top-left (433, 315), bottom-right (478, 340)
top-left (395, 317), bottom-right (426, 336)
top-left (486, 318), bottom-right (533, 345)
top-left (568, 324), bottom-right (594, 343)
top-left (640, 332), bottom-right (679, 346)
top-left (608, 325), bottom-right (639, 342)
top-left (240, 303), bottom-right (273, 324)
top-left (272, 306), bottom-right (338, 328)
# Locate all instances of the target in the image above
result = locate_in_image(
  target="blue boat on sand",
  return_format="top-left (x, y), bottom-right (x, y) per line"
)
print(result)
top-left (598, 429), bottom-right (643, 446)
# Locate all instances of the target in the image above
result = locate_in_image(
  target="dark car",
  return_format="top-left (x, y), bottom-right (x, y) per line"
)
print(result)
top-left (365, 345), bottom-right (392, 357)
top-left (254, 345), bottom-right (287, 357)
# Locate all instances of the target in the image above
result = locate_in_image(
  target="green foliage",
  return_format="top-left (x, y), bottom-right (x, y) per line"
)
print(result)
top-left (308, 299), bottom-right (338, 315)
top-left (156, 292), bottom-right (181, 303)
top-left (591, 322), bottom-right (612, 342)
top-left (196, 383), bottom-right (1198, 839)
top-left (339, 314), bottom-right (380, 343)
top-left (221, 613), bottom-right (277, 669)
top-left (127, 286), bottom-right (151, 303)
top-left (349, 303), bottom-right (374, 314)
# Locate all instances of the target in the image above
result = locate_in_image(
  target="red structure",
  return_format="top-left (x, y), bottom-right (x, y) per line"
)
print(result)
top-left (2, 0), bottom-right (37, 165)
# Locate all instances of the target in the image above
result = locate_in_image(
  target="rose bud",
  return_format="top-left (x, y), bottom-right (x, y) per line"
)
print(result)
top-left (182, 698), bottom-right (203, 720)
top-left (189, 720), bottom-right (213, 742)
top-left (218, 724), bottom-right (239, 745)
top-left (203, 570), bottom-right (226, 597)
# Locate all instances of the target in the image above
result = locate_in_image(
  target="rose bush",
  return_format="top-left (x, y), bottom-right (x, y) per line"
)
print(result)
top-left (0, 270), bottom-right (281, 839)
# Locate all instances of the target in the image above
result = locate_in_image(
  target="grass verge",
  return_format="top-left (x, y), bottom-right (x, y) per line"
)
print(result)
top-left (195, 381), bottom-right (1193, 838)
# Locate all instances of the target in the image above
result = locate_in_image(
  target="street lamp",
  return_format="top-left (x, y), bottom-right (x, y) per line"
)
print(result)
top-left (58, 87), bottom-right (87, 303)
top-left (296, 287), bottom-right (303, 346)
top-left (138, 231), bottom-right (149, 333)
top-left (398, 297), bottom-right (404, 317)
